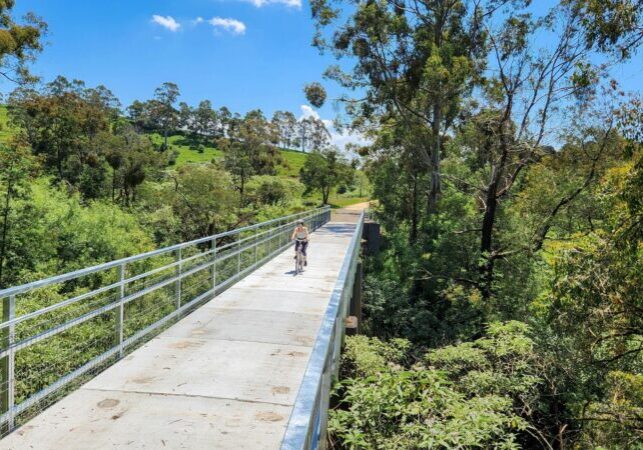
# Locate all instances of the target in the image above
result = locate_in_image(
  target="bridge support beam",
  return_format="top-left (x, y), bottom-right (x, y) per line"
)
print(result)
top-left (346, 262), bottom-right (363, 336)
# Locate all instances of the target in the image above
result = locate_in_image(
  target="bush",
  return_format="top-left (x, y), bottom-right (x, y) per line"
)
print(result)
top-left (329, 322), bottom-right (543, 449)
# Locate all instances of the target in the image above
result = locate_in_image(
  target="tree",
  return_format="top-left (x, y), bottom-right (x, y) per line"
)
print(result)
top-left (303, 82), bottom-right (326, 108)
top-left (311, 0), bottom-right (484, 209)
top-left (178, 101), bottom-right (192, 135)
top-left (271, 110), bottom-right (299, 149)
top-left (0, 143), bottom-right (38, 288)
top-left (126, 100), bottom-right (151, 131)
top-left (8, 77), bottom-right (115, 192)
top-left (193, 100), bottom-right (217, 141)
top-left (300, 148), bottom-right (353, 204)
top-left (151, 82), bottom-right (180, 150)
top-left (0, 2), bottom-right (47, 84)
top-left (99, 123), bottom-right (160, 205)
top-left (569, 0), bottom-right (643, 59)
top-left (163, 165), bottom-right (239, 241)
top-left (299, 116), bottom-right (330, 152)
top-left (222, 111), bottom-right (282, 203)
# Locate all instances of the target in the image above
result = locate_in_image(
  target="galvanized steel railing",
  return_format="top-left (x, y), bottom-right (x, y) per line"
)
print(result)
top-left (0, 206), bottom-right (331, 435)
top-left (281, 211), bottom-right (365, 450)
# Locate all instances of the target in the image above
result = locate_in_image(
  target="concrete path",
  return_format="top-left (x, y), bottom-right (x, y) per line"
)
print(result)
top-left (0, 216), bottom-right (361, 450)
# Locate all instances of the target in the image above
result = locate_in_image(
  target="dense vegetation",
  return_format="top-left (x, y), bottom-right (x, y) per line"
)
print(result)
top-left (0, 0), bottom-right (640, 447)
top-left (0, 0), bottom-right (369, 433)
top-left (0, 71), bottom-right (365, 289)
top-left (306, 0), bottom-right (642, 448)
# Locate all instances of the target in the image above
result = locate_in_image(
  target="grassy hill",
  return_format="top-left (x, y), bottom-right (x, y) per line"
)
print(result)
top-left (148, 133), bottom-right (308, 179)
top-left (0, 106), bottom-right (368, 207)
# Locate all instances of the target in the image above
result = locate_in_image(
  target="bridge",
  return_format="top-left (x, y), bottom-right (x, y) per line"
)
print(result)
top-left (0, 205), bottom-right (369, 449)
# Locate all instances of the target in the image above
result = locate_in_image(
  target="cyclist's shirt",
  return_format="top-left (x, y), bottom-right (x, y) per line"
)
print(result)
top-left (294, 227), bottom-right (308, 240)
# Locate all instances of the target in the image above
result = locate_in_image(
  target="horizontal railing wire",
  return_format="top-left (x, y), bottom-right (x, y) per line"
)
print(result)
top-left (0, 206), bottom-right (331, 436)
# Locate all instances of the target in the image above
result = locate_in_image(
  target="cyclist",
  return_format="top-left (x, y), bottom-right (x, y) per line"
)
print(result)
top-left (291, 220), bottom-right (309, 266)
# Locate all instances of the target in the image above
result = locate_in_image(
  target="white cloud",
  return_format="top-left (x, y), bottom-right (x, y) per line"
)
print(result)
top-left (209, 17), bottom-right (246, 35)
top-left (151, 15), bottom-right (181, 32)
top-left (299, 105), bottom-right (370, 152)
top-left (246, 0), bottom-right (302, 7)
top-left (193, 17), bottom-right (205, 25)
top-left (300, 104), bottom-right (320, 120)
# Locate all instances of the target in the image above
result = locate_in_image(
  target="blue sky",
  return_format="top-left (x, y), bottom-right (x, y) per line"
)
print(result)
top-left (5, 0), bottom-right (345, 121)
top-left (2, 0), bottom-right (641, 149)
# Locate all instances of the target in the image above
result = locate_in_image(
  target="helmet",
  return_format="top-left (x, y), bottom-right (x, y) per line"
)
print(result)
top-left (297, 220), bottom-right (304, 225)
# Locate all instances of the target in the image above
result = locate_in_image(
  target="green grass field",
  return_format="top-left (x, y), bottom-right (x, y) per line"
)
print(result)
top-left (277, 149), bottom-right (308, 178)
top-left (148, 134), bottom-right (225, 166)
top-left (149, 133), bottom-right (307, 177)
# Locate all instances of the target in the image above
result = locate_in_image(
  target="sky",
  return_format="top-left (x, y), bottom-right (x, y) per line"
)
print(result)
top-left (2, 1), bottom-right (641, 149)
top-left (3, 0), bottom-right (368, 148)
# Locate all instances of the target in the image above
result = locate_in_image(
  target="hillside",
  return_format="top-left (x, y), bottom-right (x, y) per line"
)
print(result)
top-left (0, 106), bottom-right (368, 207)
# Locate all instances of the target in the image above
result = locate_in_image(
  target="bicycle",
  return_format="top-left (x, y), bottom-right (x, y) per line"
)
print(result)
top-left (294, 239), bottom-right (306, 274)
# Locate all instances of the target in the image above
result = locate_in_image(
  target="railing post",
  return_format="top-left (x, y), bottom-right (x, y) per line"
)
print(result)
top-left (211, 238), bottom-right (217, 294)
top-left (175, 247), bottom-right (182, 310)
top-left (117, 263), bottom-right (126, 359)
top-left (237, 234), bottom-right (241, 275)
top-left (1, 295), bottom-right (16, 432)
top-left (254, 231), bottom-right (258, 265)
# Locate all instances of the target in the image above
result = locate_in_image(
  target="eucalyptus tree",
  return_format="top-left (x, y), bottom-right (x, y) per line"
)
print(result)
top-left (8, 77), bottom-right (115, 190)
top-left (271, 110), bottom-right (299, 149)
top-left (448, 2), bottom-right (626, 299)
top-left (310, 0), bottom-right (485, 208)
top-left (193, 100), bottom-right (218, 140)
top-left (222, 111), bottom-right (282, 203)
top-left (299, 116), bottom-right (330, 152)
top-left (151, 82), bottom-right (181, 150)
top-left (300, 148), bottom-right (354, 204)
top-left (0, 0), bottom-right (47, 84)
top-left (569, 0), bottom-right (642, 59)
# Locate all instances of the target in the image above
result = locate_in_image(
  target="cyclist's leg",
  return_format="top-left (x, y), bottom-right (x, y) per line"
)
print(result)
top-left (294, 240), bottom-right (300, 259)
top-left (302, 241), bottom-right (308, 265)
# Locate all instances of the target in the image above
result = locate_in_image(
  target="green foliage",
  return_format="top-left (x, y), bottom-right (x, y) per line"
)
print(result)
top-left (304, 82), bottom-right (327, 108)
top-left (140, 164), bottom-right (239, 243)
top-left (221, 110), bottom-right (284, 201)
top-left (246, 175), bottom-right (304, 207)
top-left (330, 322), bottom-right (540, 449)
top-left (300, 149), bottom-right (354, 204)
top-left (569, 0), bottom-right (643, 59)
top-left (0, 1), bottom-right (46, 84)
top-left (7, 77), bottom-right (122, 199)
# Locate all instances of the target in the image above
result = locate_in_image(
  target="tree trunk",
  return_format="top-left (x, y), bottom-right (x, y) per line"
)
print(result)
top-left (429, 103), bottom-right (442, 210)
top-left (322, 187), bottom-right (330, 205)
top-left (410, 174), bottom-right (418, 244)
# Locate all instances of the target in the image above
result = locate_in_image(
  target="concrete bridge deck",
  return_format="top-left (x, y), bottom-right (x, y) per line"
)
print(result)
top-left (0, 212), bottom-right (362, 450)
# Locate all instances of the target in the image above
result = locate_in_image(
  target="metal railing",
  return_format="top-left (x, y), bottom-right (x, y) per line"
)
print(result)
top-left (281, 211), bottom-right (365, 450)
top-left (0, 206), bottom-right (331, 436)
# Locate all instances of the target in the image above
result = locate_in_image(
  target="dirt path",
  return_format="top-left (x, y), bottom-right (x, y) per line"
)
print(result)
top-left (331, 201), bottom-right (372, 223)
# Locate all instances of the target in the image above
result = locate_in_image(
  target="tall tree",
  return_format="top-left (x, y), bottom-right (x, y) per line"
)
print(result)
top-left (151, 82), bottom-right (180, 150)
top-left (299, 116), bottom-right (330, 152)
top-left (271, 110), bottom-right (299, 149)
top-left (222, 111), bottom-right (282, 203)
top-left (0, 1), bottom-right (47, 84)
top-left (193, 100), bottom-right (217, 140)
top-left (300, 148), bottom-right (353, 204)
top-left (0, 143), bottom-right (38, 288)
top-left (8, 77), bottom-right (114, 190)
top-left (311, 0), bottom-right (484, 208)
